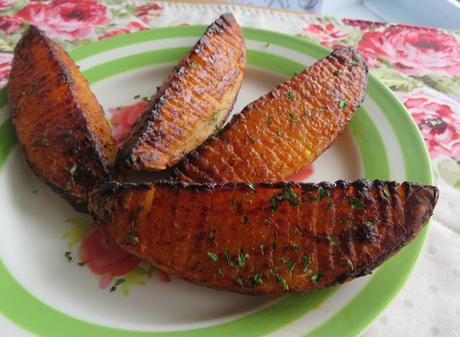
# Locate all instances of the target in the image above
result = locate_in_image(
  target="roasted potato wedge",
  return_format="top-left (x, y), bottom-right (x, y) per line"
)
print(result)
top-left (173, 47), bottom-right (368, 183)
top-left (89, 179), bottom-right (438, 295)
top-left (118, 13), bottom-right (246, 171)
top-left (9, 26), bottom-right (116, 212)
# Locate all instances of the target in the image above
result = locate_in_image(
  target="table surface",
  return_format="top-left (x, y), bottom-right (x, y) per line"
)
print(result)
top-left (0, 1), bottom-right (459, 337)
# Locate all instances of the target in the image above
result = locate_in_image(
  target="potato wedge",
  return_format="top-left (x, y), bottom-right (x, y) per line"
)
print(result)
top-left (117, 13), bottom-right (246, 171)
top-left (89, 179), bottom-right (438, 295)
top-left (9, 26), bottom-right (116, 212)
top-left (174, 47), bottom-right (368, 183)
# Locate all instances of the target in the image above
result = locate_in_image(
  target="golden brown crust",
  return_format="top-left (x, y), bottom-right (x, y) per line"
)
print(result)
top-left (118, 13), bottom-right (246, 171)
top-left (174, 47), bottom-right (368, 183)
top-left (89, 179), bottom-right (438, 295)
top-left (9, 26), bottom-right (116, 212)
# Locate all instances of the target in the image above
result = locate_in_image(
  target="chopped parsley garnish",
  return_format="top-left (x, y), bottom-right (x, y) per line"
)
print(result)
top-left (383, 186), bottom-right (391, 198)
top-left (217, 268), bottom-right (225, 276)
top-left (340, 218), bottom-right (350, 226)
top-left (110, 278), bottom-right (125, 292)
top-left (64, 181), bottom-right (72, 191)
top-left (234, 276), bottom-right (244, 288)
top-left (237, 250), bottom-right (250, 267)
top-left (77, 261), bottom-right (85, 267)
top-left (224, 251), bottom-right (236, 267)
top-left (207, 251), bottom-right (219, 263)
top-left (352, 60), bottom-right (359, 66)
top-left (291, 243), bottom-right (300, 251)
top-left (263, 218), bottom-right (271, 225)
top-left (363, 220), bottom-right (374, 228)
top-left (275, 129), bottom-right (281, 136)
top-left (248, 272), bottom-right (263, 287)
top-left (339, 99), bottom-right (347, 111)
top-left (302, 255), bottom-right (312, 273)
top-left (245, 181), bottom-right (256, 194)
top-left (209, 224), bottom-right (215, 240)
top-left (190, 60), bottom-right (197, 68)
top-left (349, 197), bottom-right (364, 210)
top-left (311, 272), bottom-right (323, 283)
top-left (327, 200), bottom-right (334, 210)
top-left (286, 90), bottom-right (294, 101)
top-left (309, 196), bottom-right (318, 202)
top-left (40, 139), bottom-right (49, 146)
top-left (288, 111), bottom-right (296, 127)
top-left (64, 251), bottom-right (72, 262)
top-left (243, 216), bottom-right (249, 225)
top-left (327, 235), bottom-right (340, 246)
top-left (271, 186), bottom-right (300, 211)
top-left (295, 225), bottom-right (302, 235)
top-left (248, 137), bottom-right (255, 144)
top-left (271, 268), bottom-right (289, 292)
top-left (266, 118), bottom-right (273, 125)
top-left (69, 163), bottom-right (77, 176)
top-left (318, 186), bottom-right (329, 200)
top-left (127, 231), bottom-right (139, 245)
top-left (347, 258), bottom-right (354, 271)
top-left (260, 244), bottom-right (266, 255)
top-left (133, 94), bottom-right (141, 99)
top-left (215, 124), bottom-right (222, 133)
top-left (333, 70), bottom-right (340, 76)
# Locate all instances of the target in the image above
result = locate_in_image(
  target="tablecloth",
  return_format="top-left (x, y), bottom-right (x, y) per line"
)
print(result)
top-left (0, 1), bottom-right (459, 336)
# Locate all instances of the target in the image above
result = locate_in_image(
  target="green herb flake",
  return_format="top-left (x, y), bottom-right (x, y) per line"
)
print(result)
top-left (190, 60), bottom-right (197, 68)
top-left (295, 225), bottom-right (302, 235)
top-left (270, 187), bottom-right (300, 211)
top-left (311, 272), bottom-right (323, 283)
top-left (207, 251), bottom-right (219, 263)
top-left (352, 60), bottom-right (359, 66)
top-left (142, 96), bottom-right (150, 102)
top-left (340, 218), bottom-right (350, 226)
top-left (40, 139), bottom-right (49, 147)
top-left (302, 254), bottom-right (312, 273)
top-left (347, 258), bottom-right (354, 271)
top-left (349, 197), bottom-right (364, 210)
top-left (127, 231), bottom-right (139, 245)
top-left (288, 111), bottom-right (297, 127)
top-left (266, 118), bottom-right (273, 126)
top-left (318, 186), bottom-right (329, 200)
top-left (263, 218), bottom-right (271, 225)
top-left (363, 220), bottom-right (374, 228)
top-left (77, 261), bottom-right (85, 267)
top-left (339, 99), bottom-right (347, 111)
top-left (333, 70), bottom-right (340, 76)
top-left (286, 90), bottom-right (294, 101)
top-left (237, 250), bottom-right (250, 267)
top-left (275, 129), bottom-right (281, 136)
top-left (383, 186), bottom-right (391, 198)
top-left (260, 244), bottom-right (266, 255)
top-left (217, 268), bottom-right (225, 276)
top-left (110, 278), bottom-right (125, 292)
top-left (309, 196), bottom-right (318, 202)
top-left (64, 181), bottom-right (72, 191)
top-left (274, 272), bottom-right (289, 292)
top-left (234, 276), bottom-right (244, 288)
top-left (291, 243), bottom-right (300, 251)
top-left (224, 251), bottom-right (235, 267)
top-left (69, 163), bottom-right (77, 176)
top-left (243, 216), bottom-right (249, 225)
top-left (133, 94), bottom-right (141, 99)
top-left (248, 272), bottom-right (263, 288)
top-left (245, 181), bottom-right (256, 194)
top-left (209, 224), bottom-right (215, 241)
top-left (327, 235), bottom-right (340, 246)
top-left (64, 251), bottom-right (72, 262)
top-left (327, 200), bottom-right (334, 210)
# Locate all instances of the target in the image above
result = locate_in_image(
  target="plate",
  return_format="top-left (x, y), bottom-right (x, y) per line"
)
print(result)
top-left (0, 26), bottom-right (432, 337)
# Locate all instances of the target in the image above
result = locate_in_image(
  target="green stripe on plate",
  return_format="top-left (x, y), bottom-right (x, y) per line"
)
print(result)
top-left (0, 25), bottom-right (431, 337)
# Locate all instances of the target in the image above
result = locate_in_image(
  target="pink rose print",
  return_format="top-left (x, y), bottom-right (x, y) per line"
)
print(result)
top-left (342, 18), bottom-right (384, 31)
top-left (0, 0), bottom-right (14, 11)
top-left (98, 21), bottom-right (148, 40)
top-left (0, 15), bottom-right (23, 34)
top-left (0, 52), bottom-right (12, 88)
top-left (110, 100), bottom-right (149, 147)
top-left (302, 23), bottom-right (347, 49)
top-left (398, 87), bottom-right (460, 161)
top-left (15, 0), bottom-right (110, 40)
top-left (79, 227), bottom-right (141, 288)
top-left (136, 2), bottom-right (163, 23)
top-left (358, 25), bottom-right (460, 76)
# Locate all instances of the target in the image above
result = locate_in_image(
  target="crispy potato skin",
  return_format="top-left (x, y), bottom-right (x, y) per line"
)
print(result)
top-left (174, 47), bottom-right (368, 183)
top-left (118, 13), bottom-right (246, 171)
top-left (9, 26), bottom-right (116, 212)
top-left (89, 179), bottom-right (438, 295)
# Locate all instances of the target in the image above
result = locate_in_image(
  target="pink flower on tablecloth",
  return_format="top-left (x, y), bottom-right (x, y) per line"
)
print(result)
top-left (342, 18), bottom-right (384, 31)
top-left (109, 100), bottom-right (149, 147)
top-left (136, 2), bottom-right (163, 23)
top-left (358, 25), bottom-right (460, 76)
top-left (302, 23), bottom-right (347, 49)
top-left (0, 15), bottom-right (22, 34)
top-left (0, 52), bottom-right (12, 88)
top-left (15, 0), bottom-right (110, 40)
top-left (0, 0), bottom-right (14, 11)
top-left (398, 87), bottom-right (460, 160)
top-left (98, 21), bottom-right (148, 40)
top-left (79, 227), bottom-right (141, 288)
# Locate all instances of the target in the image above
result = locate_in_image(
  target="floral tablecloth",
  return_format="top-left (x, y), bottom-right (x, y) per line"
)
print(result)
top-left (0, 1), bottom-right (459, 336)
